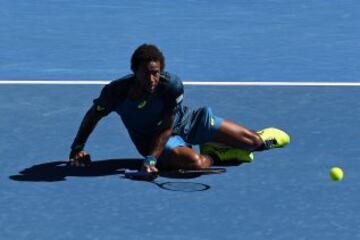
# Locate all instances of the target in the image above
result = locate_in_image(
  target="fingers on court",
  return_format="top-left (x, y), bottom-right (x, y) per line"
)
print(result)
top-left (69, 151), bottom-right (91, 167)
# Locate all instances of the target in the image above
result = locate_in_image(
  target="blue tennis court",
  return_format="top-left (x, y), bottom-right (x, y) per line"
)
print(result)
top-left (1, 1), bottom-right (360, 239)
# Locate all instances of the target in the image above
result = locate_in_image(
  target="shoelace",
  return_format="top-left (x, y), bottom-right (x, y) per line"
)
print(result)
top-left (264, 138), bottom-right (278, 149)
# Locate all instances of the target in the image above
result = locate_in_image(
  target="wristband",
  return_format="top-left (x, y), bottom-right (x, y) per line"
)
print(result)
top-left (143, 155), bottom-right (157, 166)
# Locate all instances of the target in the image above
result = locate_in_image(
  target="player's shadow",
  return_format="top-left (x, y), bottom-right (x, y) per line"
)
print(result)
top-left (9, 159), bottom-right (242, 182)
top-left (9, 159), bottom-right (143, 182)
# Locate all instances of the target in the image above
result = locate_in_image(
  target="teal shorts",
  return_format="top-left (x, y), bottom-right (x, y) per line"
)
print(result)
top-left (159, 106), bottom-right (223, 160)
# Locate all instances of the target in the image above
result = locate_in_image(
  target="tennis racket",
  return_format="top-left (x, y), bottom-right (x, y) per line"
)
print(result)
top-left (124, 167), bottom-right (226, 180)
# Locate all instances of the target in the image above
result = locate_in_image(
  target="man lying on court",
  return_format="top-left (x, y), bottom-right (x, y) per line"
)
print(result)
top-left (69, 44), bottom-right (290, 175)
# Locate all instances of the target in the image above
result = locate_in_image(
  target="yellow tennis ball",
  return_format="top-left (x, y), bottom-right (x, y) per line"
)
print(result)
top-left (330, 167), bottom-right (344, 181)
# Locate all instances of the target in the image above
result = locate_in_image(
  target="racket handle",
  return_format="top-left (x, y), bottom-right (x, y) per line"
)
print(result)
top-left (124, 169), bottom-right (157, 181)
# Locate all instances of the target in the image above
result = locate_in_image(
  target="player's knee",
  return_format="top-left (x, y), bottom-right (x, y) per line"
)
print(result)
top-left (190, 153), bottom-right (209, 169)
top-left (170, 147), bottom-right (210, 169)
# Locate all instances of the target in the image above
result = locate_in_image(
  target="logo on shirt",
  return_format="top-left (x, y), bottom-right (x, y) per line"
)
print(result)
top-left (210, 117), bottom-right (215, 126)
top-left (137, 100), bottom-right (147, 109)
top-left (96, 105), bottom-right (105, 112)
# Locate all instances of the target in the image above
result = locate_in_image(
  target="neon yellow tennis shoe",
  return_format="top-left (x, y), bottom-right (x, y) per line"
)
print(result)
top-left (257, 127), bottom-right (290, 149)
top-left (200, 143), bottom-right (254, 163)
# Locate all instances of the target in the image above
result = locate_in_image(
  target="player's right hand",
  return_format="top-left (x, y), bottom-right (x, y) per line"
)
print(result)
top-left (141, 163), bottom-right (159, 174)
top-left (69, 150), bottom-right (92, 167)
top-left (141, 155), bottom-right (158, 174)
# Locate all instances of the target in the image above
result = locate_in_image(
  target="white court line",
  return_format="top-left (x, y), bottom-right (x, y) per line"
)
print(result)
top-left (0, 80), bottom-right (360, 87)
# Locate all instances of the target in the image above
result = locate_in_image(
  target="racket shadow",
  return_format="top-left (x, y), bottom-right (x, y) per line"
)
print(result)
top-left (123, 177), bottom-right (212, 192)
top-left (9, 158), bottom-right (143, 182)
top-left (122, 167), bottom-right (232, 192)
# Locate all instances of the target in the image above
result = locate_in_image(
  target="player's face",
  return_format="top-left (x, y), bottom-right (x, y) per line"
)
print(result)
top-left (135, 60), bottom-right (161, 94)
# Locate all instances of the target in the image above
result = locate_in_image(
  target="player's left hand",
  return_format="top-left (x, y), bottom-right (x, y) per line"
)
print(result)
top-left (69, 150), bottom-right (92, 167)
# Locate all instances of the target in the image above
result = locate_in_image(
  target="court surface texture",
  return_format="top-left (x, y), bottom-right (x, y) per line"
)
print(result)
top-left (1, 1), bottom-right (360, 239)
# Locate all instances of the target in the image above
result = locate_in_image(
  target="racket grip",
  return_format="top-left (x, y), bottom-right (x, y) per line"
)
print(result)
top-left (124, 169), bottom-right (157, 181)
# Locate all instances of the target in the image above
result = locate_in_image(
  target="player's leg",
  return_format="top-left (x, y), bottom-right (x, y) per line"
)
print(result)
top-left (202, 119), bottom-right (291, 162)
top-left (130, 134), bottom-right (210, 170)
top-left (163, 146), bottom-right (212, 170)
top-left (200, 119), bottom-right (290, 163)
top-left (176, 107), bottom-right (256, 163)
top-left (157, 135), bottom-right (212, 170)
top-left (210, 120), bottom-right (290, 151)
top-left (197, 117), bottom-right (257, 163)
top-left (182, 107), bottom-right (289, 163)
top-left (211, 120), bottom-right (263, 151)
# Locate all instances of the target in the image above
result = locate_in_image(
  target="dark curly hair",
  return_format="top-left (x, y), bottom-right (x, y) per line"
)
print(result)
top-left (131, 44), bottom-right (165, 72)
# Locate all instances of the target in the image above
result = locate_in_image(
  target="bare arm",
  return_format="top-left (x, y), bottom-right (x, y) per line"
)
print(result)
top-left (69, 105), bottom-right (104, 161)
top-left (141, 112), bottom-right (174, 172)
top-left (148, 113), bottom-right (174, 158)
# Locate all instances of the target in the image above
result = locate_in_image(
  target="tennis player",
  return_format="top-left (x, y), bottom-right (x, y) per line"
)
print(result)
top-left (69, 44), bottom-right (290, 173)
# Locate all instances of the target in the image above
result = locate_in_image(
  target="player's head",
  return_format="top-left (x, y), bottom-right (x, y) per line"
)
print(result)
top-left (131, 44), bottom-right (165, 93)
top-left (131, 44), bottom-right (165, 73)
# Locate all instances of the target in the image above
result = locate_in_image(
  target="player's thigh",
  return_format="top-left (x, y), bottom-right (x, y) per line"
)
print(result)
top-left (180, 107), bottom-right (223, 145)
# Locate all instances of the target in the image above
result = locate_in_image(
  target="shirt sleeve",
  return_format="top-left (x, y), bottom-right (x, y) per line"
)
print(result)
top-left (163, 74), bottom-right (184, 114)
top-left (93, 82), bottom-right (118, 117)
